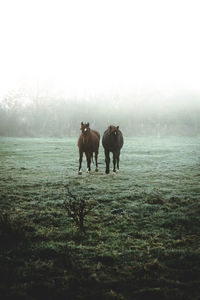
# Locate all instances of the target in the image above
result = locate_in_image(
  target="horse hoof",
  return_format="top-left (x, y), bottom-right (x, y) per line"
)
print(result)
top-left (78, 170), bottom-right (82, 175)
top-left (116, 169), bottom-right (119, 173)
top-left (95, 168), bottom-right (98, 172)
top-left (86, 168), bottom-right (90, 173)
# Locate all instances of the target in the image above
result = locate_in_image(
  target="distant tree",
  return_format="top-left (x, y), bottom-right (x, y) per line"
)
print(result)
top-left (0, 89), bottom-right (30, 136)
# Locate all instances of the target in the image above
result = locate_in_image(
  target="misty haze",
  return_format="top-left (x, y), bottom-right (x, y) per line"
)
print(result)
top-left (0, 0), bottom-right (200, 299)
top-left (0, 88), bottom-right (200, 137)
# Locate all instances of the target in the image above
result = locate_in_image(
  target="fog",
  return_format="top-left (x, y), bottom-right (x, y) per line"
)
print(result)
top-left (0, 0), bottom-right (200, 137)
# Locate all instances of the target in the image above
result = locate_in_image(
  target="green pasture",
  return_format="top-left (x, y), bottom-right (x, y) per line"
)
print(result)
top-left (0, 136), bottom-right (200, 299)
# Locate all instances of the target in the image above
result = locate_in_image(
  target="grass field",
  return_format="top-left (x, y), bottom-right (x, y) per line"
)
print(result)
top-left (0, 136), bottom-right (200, 299)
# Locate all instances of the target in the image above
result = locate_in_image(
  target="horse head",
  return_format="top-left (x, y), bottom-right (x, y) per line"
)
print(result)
top-left (81, 122), bottom-right (90, 137)
top-left (108, 125), bottom-right (119, 136)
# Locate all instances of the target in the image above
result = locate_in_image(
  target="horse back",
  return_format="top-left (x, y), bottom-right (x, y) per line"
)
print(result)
top-left (91, 130), bottom-right (100, 141)
top-left (90, 130), bottom-right (100, 150)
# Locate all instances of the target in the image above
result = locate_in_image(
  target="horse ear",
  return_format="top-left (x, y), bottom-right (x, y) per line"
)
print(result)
top-left (87, 122), bottom-right (89, 127)
top-left (117, 126), bottom-right (119, 130)
top-left (81, 122), bottom-right (83, 126)
top-left (108, 125), bottom-right (112, 135)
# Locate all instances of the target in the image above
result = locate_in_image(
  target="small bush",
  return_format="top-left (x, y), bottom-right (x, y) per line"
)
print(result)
top-left (63, 188), bottom-right (96, 232)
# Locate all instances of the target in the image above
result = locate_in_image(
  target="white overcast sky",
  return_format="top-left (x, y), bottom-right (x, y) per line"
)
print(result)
top-left (0, 0), bottom-right (200, 99)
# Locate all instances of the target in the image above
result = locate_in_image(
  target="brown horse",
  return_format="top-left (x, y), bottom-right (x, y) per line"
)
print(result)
top-left (102, 125), bottom-right (124, 174)
top-left (78, 122), bottom-right (100, 175)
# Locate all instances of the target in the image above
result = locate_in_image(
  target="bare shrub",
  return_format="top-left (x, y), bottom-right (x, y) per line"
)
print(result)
top-left (63, 188), bottom-right (96, 232)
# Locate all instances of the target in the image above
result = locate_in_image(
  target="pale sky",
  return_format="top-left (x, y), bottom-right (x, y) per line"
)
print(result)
top-left (0, 0), bottom-right (200, 99)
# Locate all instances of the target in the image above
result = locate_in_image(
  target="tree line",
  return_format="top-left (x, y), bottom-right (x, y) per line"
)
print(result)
top-left (0, 89), bottom-right (199, 137)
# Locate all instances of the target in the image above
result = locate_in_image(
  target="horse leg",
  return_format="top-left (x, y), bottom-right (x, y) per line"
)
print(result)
top-left (105, 149), bottom-right (110, 174)
top-left (113, 152), bottom-right (117, 173)
top-left (78, 150), bottom-right (83, 175)
top-left (116, 151), bottom-right (120, 172)
top-left (86, 152), bottom-right (91, 172)
top-left (95, 151), bottom-right (98, 172)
